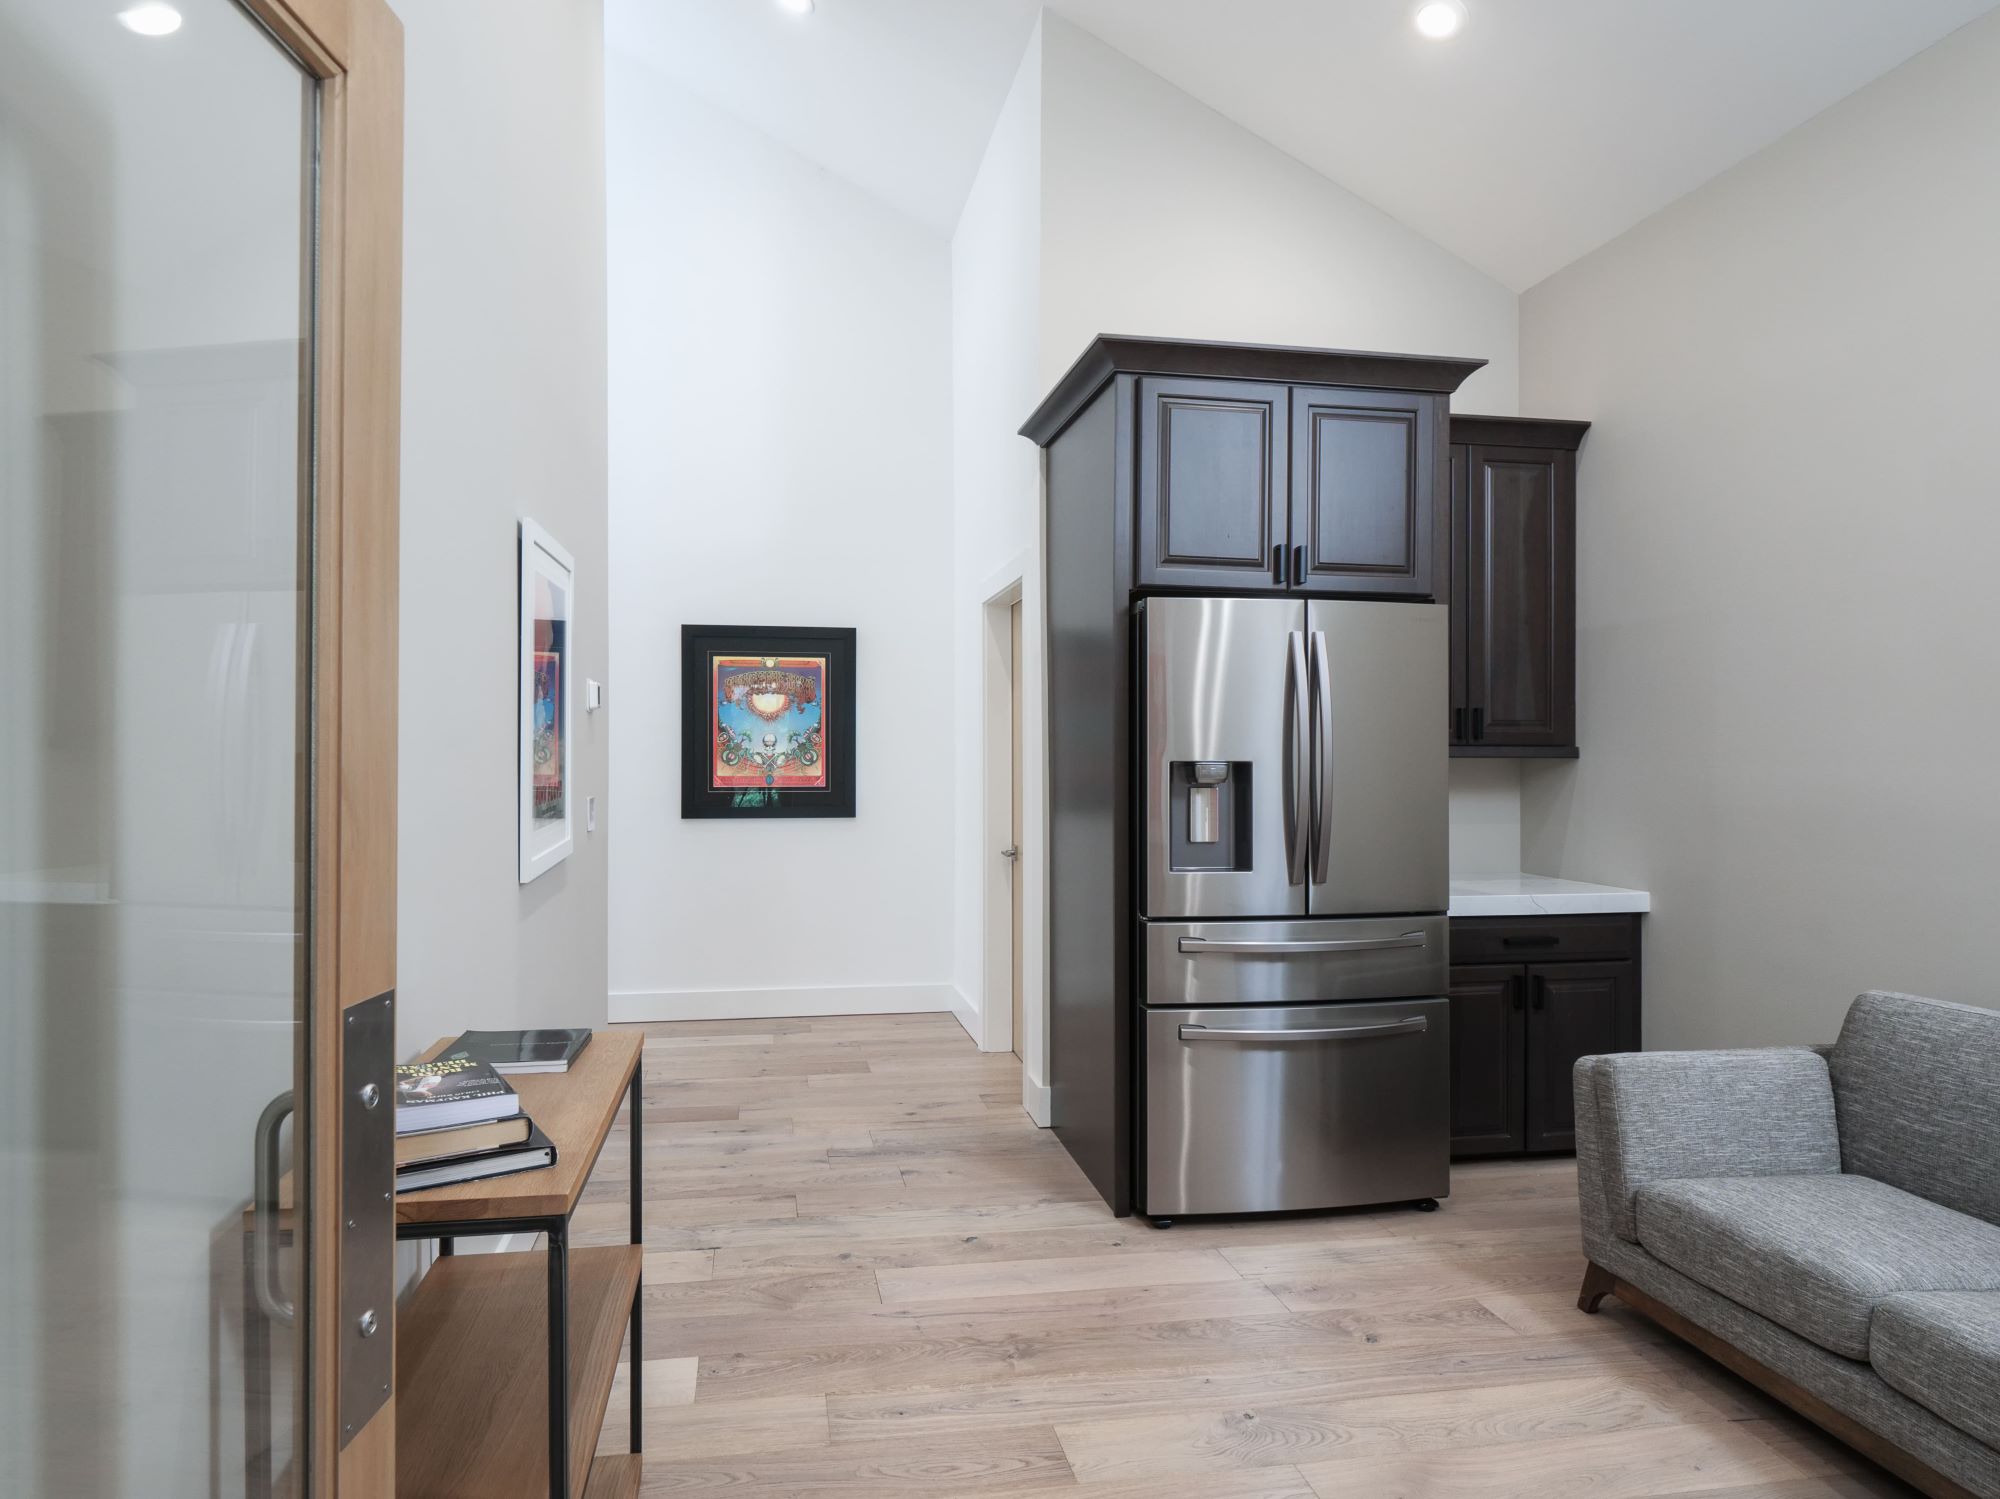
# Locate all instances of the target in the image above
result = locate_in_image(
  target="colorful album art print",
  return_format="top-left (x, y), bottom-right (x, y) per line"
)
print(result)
top-left (681, 626), bottom-right (856, 819)
top-left (710, 654), bottom-right (828, 792)
top-left (533, 646), bottom-right (564, 818)
top-left (519, 521), bottom-right (576, 881)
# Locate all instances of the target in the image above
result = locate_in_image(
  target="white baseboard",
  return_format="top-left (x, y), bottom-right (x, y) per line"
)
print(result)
top-left (948, 985), bottom-right (979, 1044)
top-left (608, 982), bottom-right (957, 1024)
top-left (1021, 1071), bottom-right (1052, 1127)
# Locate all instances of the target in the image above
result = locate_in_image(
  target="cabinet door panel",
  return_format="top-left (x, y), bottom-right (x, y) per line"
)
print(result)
top-left (1292, 387), bottom-right (1439, 599)
top-left (1449, 964), bottom-right (1525, 1157)
top-left (1464, 445), bottom-right (1574, 747)
top-left (1449, 444), bottom-right (1471, 745)
top-left (1525, 960), bottom-right (1635, 1152)
top-left (1137, 378), bottom-right (1288, 591)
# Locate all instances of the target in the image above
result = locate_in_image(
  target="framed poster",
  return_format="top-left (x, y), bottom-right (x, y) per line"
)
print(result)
top-left (680, 624), bottom-right (856, 819)
top-left (519, 520), bottom-right (575, 881)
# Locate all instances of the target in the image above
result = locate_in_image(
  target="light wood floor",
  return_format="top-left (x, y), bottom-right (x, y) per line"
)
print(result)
top-left (581, 1011), bottom-right (1914, 1498)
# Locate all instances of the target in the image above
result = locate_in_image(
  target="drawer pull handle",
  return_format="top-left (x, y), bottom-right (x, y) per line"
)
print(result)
top-left (1178, 932), bottom-right (1427, 956)
top-left (1500, 935), bottom-right (1560, 949)
top-left (1180, 1017), bottom-right (1429, 1043)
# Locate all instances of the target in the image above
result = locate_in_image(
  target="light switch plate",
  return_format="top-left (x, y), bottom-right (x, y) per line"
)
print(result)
top-left (585, 679), bottom-right (604, 712)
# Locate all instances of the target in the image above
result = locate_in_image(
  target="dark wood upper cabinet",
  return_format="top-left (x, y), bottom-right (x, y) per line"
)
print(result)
top-left (1449, 415), bottom-right (1587, 756)
top-left (1291, 386), bottom-right (1440, 598)
top-left (1137, 377), bottom-right (1290, 591)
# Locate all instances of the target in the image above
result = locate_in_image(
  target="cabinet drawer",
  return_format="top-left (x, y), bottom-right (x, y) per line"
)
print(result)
top-left (1450, 915), bottom-right (1637, 965)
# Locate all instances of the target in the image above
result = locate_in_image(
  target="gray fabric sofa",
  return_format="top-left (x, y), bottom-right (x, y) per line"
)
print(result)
top-left (1574, 991), bottom-right (2000, 1499)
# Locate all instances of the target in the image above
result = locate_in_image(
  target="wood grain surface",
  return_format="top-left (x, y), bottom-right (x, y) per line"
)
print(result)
top-left (397, 1244), bottom-right (640, 1498)
top-left (570, 1012), bottom-right (1915, 1499)
top-left (396, 1030), bottom-right (641, 1225)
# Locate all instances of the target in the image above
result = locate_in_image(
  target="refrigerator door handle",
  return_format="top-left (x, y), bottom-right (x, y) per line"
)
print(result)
top-left (1310, 629), bottom-right (1333, 885)
top-left (1177, 931), bottom-right (1428, 956)
top-left (1179, 1017), bottom-right (1430, 1043)
top-left (1282, 630), bottom-right (1310, 886)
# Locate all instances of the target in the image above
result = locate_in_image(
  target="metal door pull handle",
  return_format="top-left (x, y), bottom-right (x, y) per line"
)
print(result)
top-left (253, 1089), bottom-right (295, 1327)
top-left (1177, 931), bottom-right (1427, 956)
top-left (1180, 1017), bottom-right (1429, 1043)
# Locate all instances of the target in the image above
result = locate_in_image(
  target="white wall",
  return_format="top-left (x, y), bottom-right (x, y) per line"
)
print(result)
top-left (1449, 761), bottom-right (1523, 877)
top-left (604, 58), bottom-right (956, 1022)
top-left (1037, 14), bottom-right (1519, 412)
top-left (950, 28), bottom-right (1046, 1094)
top-left (1519, 8), bottom-right (2000, 1047)
top-left (395, 0), bottom-right (610, 1054)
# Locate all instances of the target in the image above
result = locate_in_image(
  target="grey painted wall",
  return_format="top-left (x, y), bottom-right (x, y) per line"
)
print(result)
top-left (1519, 9), bottom-right (2000, 1047)
top-left (394, 0), bottom-right (610, 1057)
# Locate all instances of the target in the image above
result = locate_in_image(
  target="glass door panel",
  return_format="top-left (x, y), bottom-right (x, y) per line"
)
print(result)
top-left (0, 1), bottom-right (316, 1495)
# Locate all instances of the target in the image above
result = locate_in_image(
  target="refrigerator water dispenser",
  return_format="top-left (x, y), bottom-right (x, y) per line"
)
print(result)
top-left (1169, 761), bottom-right (1252, 872)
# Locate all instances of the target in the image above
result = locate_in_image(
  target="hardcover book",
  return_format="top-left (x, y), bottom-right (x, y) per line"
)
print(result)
top-left (393, 1056), bottom-right (520, 1133)
top-left (443, 1027), bottom-right (593, 1075)
top-left (394, 1115), bottom-right (533, 1167)
top-left (394, 1123), bottom-right (558, 1193)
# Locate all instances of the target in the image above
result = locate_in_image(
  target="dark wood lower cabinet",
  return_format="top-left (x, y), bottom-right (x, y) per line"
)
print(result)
top-left (1449, 917), bottom-right (1642, 1158)
top-left (1447, 965), bottom-right (1526, 1157)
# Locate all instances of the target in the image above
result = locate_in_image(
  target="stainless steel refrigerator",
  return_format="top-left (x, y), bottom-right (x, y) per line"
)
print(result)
top-left (1136, 595), bottom-right (1451, 1219)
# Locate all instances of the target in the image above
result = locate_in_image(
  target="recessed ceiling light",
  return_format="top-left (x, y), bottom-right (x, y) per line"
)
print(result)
top-left (118, 2), bottom-right (182, 34)
top-left (775, 0), bottom-right (814, 15)
top-left (1413, 0), bottom-right (1467, 40)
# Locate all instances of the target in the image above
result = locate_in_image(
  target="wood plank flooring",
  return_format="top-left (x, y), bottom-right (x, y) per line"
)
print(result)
top-left (582, 1012), bottom-right (1914, 1498)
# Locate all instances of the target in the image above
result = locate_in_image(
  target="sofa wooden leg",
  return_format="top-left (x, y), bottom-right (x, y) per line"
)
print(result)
top-left (1578, 1261), bottom-right (1616, 1314)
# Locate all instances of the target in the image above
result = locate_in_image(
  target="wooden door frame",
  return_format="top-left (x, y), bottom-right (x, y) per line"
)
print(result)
top-left (244, 0), bottom-right (403, 1493)
top-left (977, 566), bottom-right (1025, 1058)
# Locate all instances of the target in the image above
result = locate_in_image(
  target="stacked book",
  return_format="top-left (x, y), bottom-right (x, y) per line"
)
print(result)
top-left (393, 1028), bottom-right (592, 1192)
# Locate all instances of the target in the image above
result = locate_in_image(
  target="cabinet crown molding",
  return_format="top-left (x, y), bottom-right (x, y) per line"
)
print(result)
top-left (1451, 413), bottom-right (1592, 450)
top-left (1022, 335), bottom-right (1488, 447)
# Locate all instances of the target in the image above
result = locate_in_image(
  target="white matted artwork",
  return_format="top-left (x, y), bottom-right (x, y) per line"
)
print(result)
top-left (519, 519), bottom-right (575, 882)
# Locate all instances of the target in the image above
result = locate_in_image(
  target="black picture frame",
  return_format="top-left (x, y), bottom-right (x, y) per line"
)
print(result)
top-left (680, 624), bottom-right (857, 819)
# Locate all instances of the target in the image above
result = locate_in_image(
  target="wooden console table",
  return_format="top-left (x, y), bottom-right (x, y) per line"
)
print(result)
top-left (394, 1030), bottom-right (644, 1499)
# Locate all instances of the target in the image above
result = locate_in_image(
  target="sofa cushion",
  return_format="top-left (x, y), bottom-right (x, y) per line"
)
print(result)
top-left (1872, 1292), bottom-right (2000, 1451)
top-left (1590, 1048), bottom-right (1842, 1243)
top-left (1829, 991), bottom-right (2000, 1227)
top-left (1634, 1174), bottom-right (2000, 1360)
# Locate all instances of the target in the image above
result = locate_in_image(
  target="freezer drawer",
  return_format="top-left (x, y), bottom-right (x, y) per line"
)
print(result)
top-left (1143, 915), bottom-right (1446, 1008)
top-left (1143, 999), bottom-right (1450, 1217)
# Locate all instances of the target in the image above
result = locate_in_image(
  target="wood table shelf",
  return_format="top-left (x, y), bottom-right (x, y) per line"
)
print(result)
top-left (393, 1031), bottom-right (644, 1499)
top-left (397, 1245), bottom-right (640, 1499)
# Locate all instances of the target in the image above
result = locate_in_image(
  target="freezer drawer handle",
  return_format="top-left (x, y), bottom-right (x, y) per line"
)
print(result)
top-left (1176, 931), bottom-right (1428, 956)
top-left (1179, 1017), bottom-right (1430, 1043)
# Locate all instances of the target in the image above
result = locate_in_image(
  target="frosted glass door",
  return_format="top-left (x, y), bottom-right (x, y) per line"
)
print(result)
top-left (0, 2), bottom-right (316, 1495)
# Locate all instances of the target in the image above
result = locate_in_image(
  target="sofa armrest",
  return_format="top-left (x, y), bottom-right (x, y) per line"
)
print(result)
top-left (1573, 1048), bottom-right (1842, 1247)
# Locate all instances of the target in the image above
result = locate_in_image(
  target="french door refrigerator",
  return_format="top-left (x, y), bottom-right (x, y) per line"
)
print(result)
top-left (1136, 595), bottom-right (1450, 1218)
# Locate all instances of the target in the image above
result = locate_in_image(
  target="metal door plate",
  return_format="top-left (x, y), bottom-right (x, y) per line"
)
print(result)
top-left (339, 989), bottom-right (395, 1444)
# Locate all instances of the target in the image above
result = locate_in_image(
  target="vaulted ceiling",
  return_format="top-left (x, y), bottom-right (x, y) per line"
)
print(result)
top-left (608, 0), bottom-right (1999, 289)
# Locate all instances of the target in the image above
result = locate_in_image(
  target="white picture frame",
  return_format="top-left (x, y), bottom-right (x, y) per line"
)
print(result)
top-left (519, 519), bottom-right (576, 883)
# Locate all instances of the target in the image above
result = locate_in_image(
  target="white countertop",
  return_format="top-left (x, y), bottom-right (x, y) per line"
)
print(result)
top-left (1449, 874), bottom-right (1651, 918)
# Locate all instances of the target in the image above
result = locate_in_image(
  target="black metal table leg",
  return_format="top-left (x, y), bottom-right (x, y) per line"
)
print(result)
top-left (548, 1216), bottom-right (569, 1499)
top-left (628, 1065), bottom-right (643, 1453)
